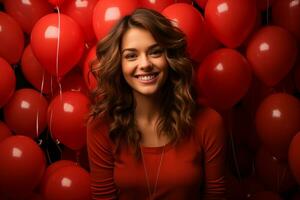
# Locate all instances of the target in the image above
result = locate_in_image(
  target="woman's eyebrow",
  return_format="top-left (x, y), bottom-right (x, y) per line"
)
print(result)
top-left (121, 43), bottom-right (160, 54)
top-left (121, 48), bottom-right (136, 54)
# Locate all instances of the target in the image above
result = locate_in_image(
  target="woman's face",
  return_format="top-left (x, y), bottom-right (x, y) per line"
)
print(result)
top-left (121, 27), bottom-right (168, 97)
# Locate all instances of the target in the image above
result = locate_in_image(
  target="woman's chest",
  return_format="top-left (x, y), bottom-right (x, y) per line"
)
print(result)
top-left (114, 140), bottom-right (203, 192)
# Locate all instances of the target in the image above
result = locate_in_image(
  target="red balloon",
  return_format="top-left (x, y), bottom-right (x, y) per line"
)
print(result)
top-left (162, 3), bottom-right (205, 61)
top-left (246, 26), bottom-right (298, 87)
top-left (31, 13), bottom-right (85, 77)
top-left (140, 0), bottom-right (175, 12)
top-left (39, 160), bottom-right (76, 192)
top-left (83, 45), bottom-right (97, 91)
top-left (0, 57), bottom-right (16, 108)
top-left (0, 121), bottom-right (12, 142)
top-left (0, 136), bottom-right (46, 199)
top-left (289, 132), bottom-right (300, 185)
top-left (255, 93), bottom-right (300, 160)
top-left (256, 0), bottom-right (275, 10)
top-left (61, 0), bottom-right (98, 44)
top-left (205, 0), bottom-right (257, 48)
top-left (60, 68), bottom-right (88, 95)
top-left (249, 191), bottom-right (283, 200)
top-left (48, 91), bottom-right (90, 150)
top-left (255, 148), bottom-right (297, 193)
top-left (272, 0), bottom-right (300, 42)
top-left (49, 68), bottom-right (89, 99)
top-left (48, 0), bottom-right (65, 7)
top-left (93, 0), bottom-right (139, 41)
top-left (3, 88), bottom-right (48, 139)
top-left (42, 165), bottom-right (91, 200)
top-left (195, 21), bottom-right (222, 63)
top-left (3, 0), bottom-right (52, 34)
top-left (196, 48), bottom-right (252, 111)
top-left (195, 0), bottom-right (208, 9)
top-left (0, 12), bottom-right (24, 64)
top-left (21, 45), bottom-right (59, 95)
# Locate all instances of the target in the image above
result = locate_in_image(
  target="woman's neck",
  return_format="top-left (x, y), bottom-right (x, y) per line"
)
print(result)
top-left (134, 92), bottom-right (161, 124)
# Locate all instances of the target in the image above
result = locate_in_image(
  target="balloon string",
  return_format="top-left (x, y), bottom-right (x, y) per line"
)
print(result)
top-left (35, 110), bottom-right (40, 138)
top-left (45, 129), bottom-right (53, 164)
top-left (227, 110), bottom-right (242, 181)
top-left (56, 6), bottom-right (63, 100)
top-left (35, 71), bottom-right (46, 138)
top-left (266, 0), bottom-right (269, 25)
top-left (46, 145), bottom-right (53, 164)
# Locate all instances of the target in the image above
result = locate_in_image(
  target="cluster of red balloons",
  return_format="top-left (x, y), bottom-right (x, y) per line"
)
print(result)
top-left (0, 0), bottom-right (300, 199)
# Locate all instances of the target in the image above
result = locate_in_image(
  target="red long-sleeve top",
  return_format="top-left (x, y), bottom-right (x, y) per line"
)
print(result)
top-left (87, 108), bottom-right (226, 200)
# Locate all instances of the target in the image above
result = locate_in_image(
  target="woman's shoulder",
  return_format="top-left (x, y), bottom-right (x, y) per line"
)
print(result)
top-left (194, 106), bottom-right (223, 128)
top-left (192, 106), bottom-right (225, 144)
top-left (87, 117), bottom-right (111, 146)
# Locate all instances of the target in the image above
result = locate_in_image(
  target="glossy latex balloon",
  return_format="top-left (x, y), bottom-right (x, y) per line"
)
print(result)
top-left (31, 13), bottom-right (85, 77)
top-left (246, 26), bottom-right (298, 87)
top-left (59, 68), bottom-right (89, 96)
top-left (3, 88), bottom-right (49, 139)
top-left (0, 121), bottom-right (12, 143)
top-left (83, 45), bottom-right (97, 91)
top-left (61, 0), bottom-right (98, 44)
top-left (21, 45), bottom-right (59, 95)
top-left (205, 0), bottom-right (257, 48)
top-left (255, 148), bottom-right (297, 193)
top-left (255, 93), bottom-right (300, 161)
top-left (0, 57), bottom-right (16, 108)
top-left (162, 3), bottom-right (205, 61)
top-left (140, 0), bottom-right (175, 12)
top-left (0, 136), bottom-right (46, 198)
top-left (0, 12), bottom-right (24, 64)
top-left (39, 160), bottom-right (76, 192)
top-left (195, 22), bottom-right (222, 63)
top-left (48, 0), bottom-right (65, 7)
top-left (93, 0), bottom-right (139, 41)
top-left (289, 132), bottom-right (300, 185)
top-left (42, 165), bottom-right (91, 200)
top-left (3, 0), bottom-right (52, 34)
top-left (272, 0), bottom-right (300, 42)
top-left (195, 0), bottom-right (208, 9)
top-left (196, 48), bottom-right (252, 111)
top-left (48, 91), bottom-right (90, 150)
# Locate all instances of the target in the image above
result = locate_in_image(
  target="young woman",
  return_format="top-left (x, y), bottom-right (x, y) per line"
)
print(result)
top-left (87, 8), bottom-right (226, 200)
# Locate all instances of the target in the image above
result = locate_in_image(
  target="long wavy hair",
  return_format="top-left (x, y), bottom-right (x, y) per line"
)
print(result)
top-left (89, 8), bottom-right (197, 158)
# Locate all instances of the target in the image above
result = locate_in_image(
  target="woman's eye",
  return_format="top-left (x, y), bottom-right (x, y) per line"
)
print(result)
top-left (124, 53), bottom-right (137, 60)
top-left (150, 49), bottom-right (163, 57)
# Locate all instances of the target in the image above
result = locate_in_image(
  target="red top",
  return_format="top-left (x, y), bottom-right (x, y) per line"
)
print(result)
top-left (87, 108), bottom-right (226, 200)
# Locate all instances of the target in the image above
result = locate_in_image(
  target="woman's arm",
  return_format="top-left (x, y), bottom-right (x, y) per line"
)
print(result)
top-left (196, 108), bottom-right (227, 200)
top-left (87, 119), bottom-right (118, 200)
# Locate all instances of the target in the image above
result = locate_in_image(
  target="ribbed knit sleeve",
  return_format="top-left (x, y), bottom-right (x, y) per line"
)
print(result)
top-left (195, 108), bottom-right (227, 200)
top-left (87, 119), bottom-right (118, 200)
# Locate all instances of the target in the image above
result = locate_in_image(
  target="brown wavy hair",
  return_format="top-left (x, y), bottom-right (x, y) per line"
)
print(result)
top-left (89, 8), bottom-right (197, 157)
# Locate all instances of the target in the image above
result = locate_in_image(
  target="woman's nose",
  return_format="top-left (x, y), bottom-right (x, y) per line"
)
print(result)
top-left (139, 54), bottom-right (153, 70)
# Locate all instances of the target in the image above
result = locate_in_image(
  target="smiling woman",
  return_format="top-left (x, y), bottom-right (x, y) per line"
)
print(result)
top-left (121, 28), bottom-right (169, 97)
top-left (87, 8), bottom-right (226, 200)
